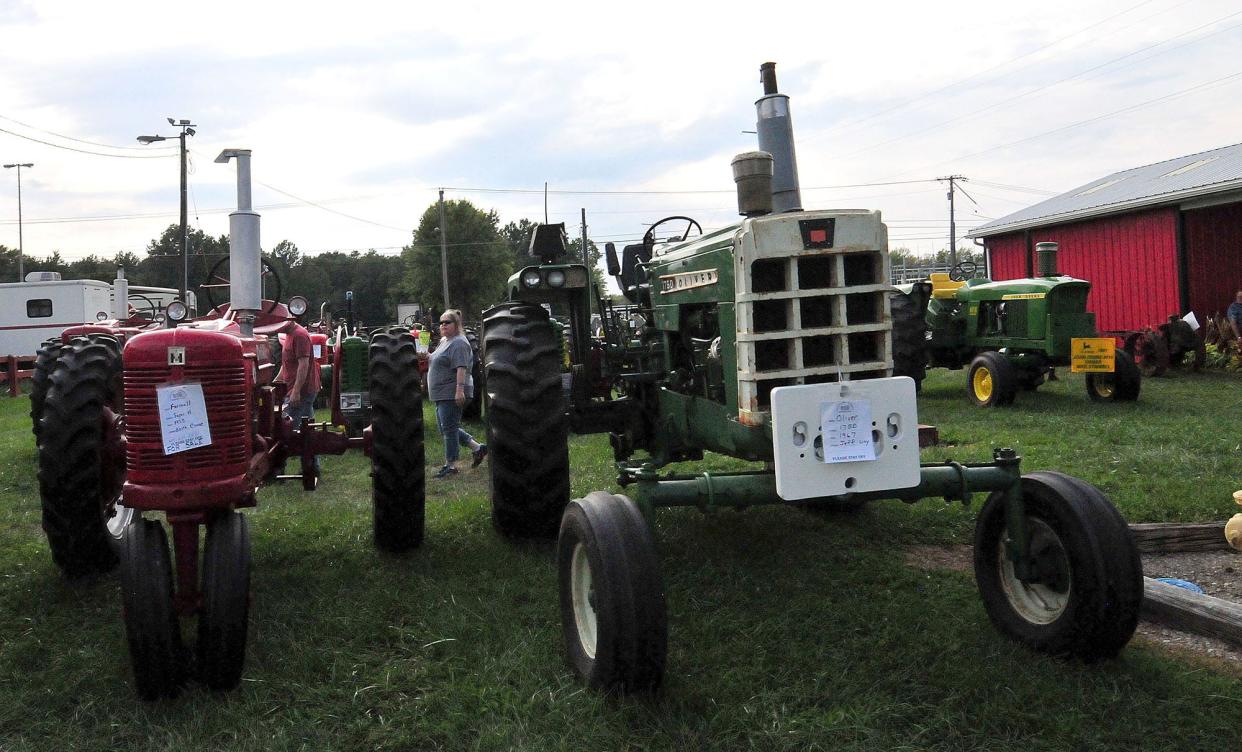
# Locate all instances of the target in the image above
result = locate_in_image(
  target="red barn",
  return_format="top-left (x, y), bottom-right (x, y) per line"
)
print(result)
top-left (968, 143), bottom-right (1242, 333)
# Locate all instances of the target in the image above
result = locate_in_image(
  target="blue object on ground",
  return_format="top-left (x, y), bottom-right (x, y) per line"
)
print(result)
top-left (1155, 577), bottom-right (1204, 594)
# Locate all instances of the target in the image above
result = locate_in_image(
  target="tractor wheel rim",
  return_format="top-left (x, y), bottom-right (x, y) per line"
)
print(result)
top-left (1095, 379), bottom-right (1115, 398)
top-left (570, 542), bottom-right (597, 660)
top-left (997, 518), bottom-right (1071, 625)
top-left (973, 368), bottom-right (993, 401)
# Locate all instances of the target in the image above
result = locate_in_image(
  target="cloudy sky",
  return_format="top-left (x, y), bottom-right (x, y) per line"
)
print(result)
top-left (1, 0), bottom-right (1239, 272)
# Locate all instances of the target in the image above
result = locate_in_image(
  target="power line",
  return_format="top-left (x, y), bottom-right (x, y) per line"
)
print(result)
top-left (443, 178), bottom-right (938, 196)
top-left (801, 0), bottom-right (1164, 143)
top-left (830, 8), bottom-right (1242, 161)
top-left (968, 180), bottom-right (1056, 195)
top-left (254, 180), bottom-right (410, 232)
top-left (0, 113), bottom-right (177, 152)
top-left (0, 125), bottom-right (177, 159)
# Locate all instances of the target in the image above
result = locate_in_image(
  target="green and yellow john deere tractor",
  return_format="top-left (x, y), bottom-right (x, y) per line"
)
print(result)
top-left (893, 243), bottom-right (1140, 406)
top-left (479, 63), bottom-right (1142, 695)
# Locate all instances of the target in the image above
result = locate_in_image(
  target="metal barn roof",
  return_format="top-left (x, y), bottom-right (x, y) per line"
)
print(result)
top-left (968, 142), bottom-right (1242, 238)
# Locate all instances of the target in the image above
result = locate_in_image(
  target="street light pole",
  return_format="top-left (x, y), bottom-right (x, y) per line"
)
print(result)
top-left (138, 119), bottom-right (195, 302)
top-left (3, 162), bottom-right (32, 282)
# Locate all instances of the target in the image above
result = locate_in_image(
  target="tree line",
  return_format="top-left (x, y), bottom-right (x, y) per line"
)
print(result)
top-left (0, 199), bottom-right (600, 327)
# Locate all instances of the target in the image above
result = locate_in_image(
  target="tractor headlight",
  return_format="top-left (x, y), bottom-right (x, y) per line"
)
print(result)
top-left (521, 270), bottom-right (542, 288)
top-left (288, 296), bottom-right (309, 316)
top-left (547, 270), bottom-right (566, 288)
top-left (95, 310), bottom-right (109, 321)
top-left (165, 300), bottom-right (189, 322)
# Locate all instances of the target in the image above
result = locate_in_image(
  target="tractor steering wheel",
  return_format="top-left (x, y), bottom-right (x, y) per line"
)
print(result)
top-left (127, 293), bottom-right (159, 321)
top-left (202, 256), bottom-right (283, 315)
top-left (949, 261), bottom-right (978, 282)
top-left (643, 216), bottom-right (703, 246)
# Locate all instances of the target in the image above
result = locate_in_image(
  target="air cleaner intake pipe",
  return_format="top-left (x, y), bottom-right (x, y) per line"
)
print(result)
top-left (731, 151), bottom-right (774, 217)
top-left (1035, 241), bottom-right (1058, 277)
top-left (756, 62), bottom-right (802, 213)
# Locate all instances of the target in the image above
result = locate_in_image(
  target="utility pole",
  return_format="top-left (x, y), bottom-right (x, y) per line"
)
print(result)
top-left (580, 208), bottom-right (587, 263)
top-left (938, 175), bottom-right (967, 268)
top-left (3, 162), bottom-right (32, 282)
top-left (438, 189), bottom-right (450, 309)
top-left (137, 118), bottom-right (195, 302)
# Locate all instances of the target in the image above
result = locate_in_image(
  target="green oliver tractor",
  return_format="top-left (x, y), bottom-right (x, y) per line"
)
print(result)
top-left (481, 69), bottom-right (1142, 692)
top-left (893, 243), bottom-right (1140, 406)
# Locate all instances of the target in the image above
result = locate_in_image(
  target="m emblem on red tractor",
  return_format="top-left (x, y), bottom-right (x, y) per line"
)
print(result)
top-left (167, 346), bottom-right (186, 366)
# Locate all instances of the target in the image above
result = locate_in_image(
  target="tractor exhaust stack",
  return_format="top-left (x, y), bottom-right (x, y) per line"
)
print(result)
top-left (215, 148), bottom-right (261, 336)
top-left (756, 62), bottom-right (802, 213)
top-left (1036, 241), bottom-right (1058, 277)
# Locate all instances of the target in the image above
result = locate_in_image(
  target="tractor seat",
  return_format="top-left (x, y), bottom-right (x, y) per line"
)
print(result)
top-left (929, 273), bottom-right (966, 300)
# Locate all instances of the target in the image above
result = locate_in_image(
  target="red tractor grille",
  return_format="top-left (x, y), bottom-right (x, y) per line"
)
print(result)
top-left (125, 363), bottom-right (251, 476)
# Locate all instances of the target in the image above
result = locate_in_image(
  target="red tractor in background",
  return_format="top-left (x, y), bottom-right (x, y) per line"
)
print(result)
top-left (32, 149), bottom-right (425, 699)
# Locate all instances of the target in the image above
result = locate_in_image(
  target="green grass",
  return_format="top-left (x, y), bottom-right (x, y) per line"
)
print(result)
top-left (1, 368), bottom-right (1241, 751)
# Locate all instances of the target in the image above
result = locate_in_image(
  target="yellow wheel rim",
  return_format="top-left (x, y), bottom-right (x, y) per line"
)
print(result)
top-left (972, 367), bottom-right (993, 401)
top-left (1095, 380), bottom-right (1115, 398)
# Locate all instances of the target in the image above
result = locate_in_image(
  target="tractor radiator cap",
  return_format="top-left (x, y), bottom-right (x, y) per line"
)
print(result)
top-left (731, 151), bottom-right (774, 217)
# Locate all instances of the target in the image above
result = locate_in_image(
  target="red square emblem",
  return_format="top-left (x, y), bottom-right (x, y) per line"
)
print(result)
top-left (810, 229), bottom-right (827, 244)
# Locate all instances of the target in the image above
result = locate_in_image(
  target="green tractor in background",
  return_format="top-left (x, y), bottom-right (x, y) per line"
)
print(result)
top-left (893, 242), bottom-right (1140, 406)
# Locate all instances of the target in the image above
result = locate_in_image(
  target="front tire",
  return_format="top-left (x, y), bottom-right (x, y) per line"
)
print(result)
top-left (973, 472), bottom-right (1142, 661)
top-left (889, 288), bottom-right (929, 393)
top-left (967, 351), bottom-right (1017, 407)
top-left (368, 329), bottom-right (425, 552)
top-left (1086, 348), bottom-right (1141, 402)
top-left (37, 335), bottom-right (134, 576)
top-left (198, 512), bottom-right (251, 691)
top-left (119, 519), bottom-right (185, 700)
top-left (482, 303), bottom-right (570, 539)
top-left (557, 492), bottom-right (667, 692)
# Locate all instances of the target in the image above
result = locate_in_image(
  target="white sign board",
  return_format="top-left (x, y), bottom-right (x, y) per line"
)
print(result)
top-left (820, 400), bottom-right (876, 463)
top-left (313, 344), bottom-right (322, 359)
top-left (156, 383), bottom-right (213, 455)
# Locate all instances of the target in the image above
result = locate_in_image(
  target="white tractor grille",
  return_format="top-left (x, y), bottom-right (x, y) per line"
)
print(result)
top-left (734, 210), bottom-right (892, 426)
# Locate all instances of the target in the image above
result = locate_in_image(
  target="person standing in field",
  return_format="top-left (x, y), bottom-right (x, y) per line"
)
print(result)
top-left (423, 309), bottom-right (486, 479)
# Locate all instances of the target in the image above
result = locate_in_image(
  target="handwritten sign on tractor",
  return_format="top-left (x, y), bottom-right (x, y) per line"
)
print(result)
top-left (820, 399), bottom-right (875, 463)
top-left (1070, 338), bottom-right (1116, 373)
top-left (157, 382), bottom-right (213, 455)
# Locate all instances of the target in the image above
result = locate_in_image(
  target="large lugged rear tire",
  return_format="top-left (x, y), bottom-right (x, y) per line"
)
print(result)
top-left (368, 328), bottom-right (425, 552)
top-left (1085, 348), bottom-right (1141, 402)
top-left (30, 337), bottom-right (63, 439)
top-left (462, 327), bottom-right (483, 420)
top-left (37, 335), bottom-right (134, 577)
top-left (973, 472), bottom-right (1143, 661)
top-left (889, 288), bottom-right (929, 393)
top-left (558, 491), bottom-right (667, 692)
top-left (481, 303), bottom-right (570, 539)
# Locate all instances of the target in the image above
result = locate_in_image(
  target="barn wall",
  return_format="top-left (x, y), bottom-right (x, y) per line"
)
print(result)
top-left (1183, 201), bottom-right (1242, 319)
top-left (981, 208), bottom-right (1179, 332)
top-left (985, 233), bottom-right (1027, 280)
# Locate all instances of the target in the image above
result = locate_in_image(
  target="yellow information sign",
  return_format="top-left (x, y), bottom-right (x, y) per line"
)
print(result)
top-left (1070, 338), bottom-right (1115, 373)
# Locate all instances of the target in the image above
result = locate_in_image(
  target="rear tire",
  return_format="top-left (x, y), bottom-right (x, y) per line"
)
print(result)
top-left (462, 327), bottom-right (483, 420)
top-left (967, 351), bottom-right (1017, 407)
top-left (558, 492), bottom-right (667, 692)
top-left (30, 337), bottom-right (62, 439)
top-left (973, 472), bottom-right (1142, 660)
top-left (368, 329), bottom-right (425, 552)
top-left (120, 519), bottom-right (185, 700)
top-left (37, 335), bottom-right (134, 577)
top-left (198, 512), bottom-right (251, 691)
top-left (482, 303), bottom-right (570, 539)
top-left (1086, 349), bottom-right (1140, 402)
top-left (889, 289), bottom-right (929, 394)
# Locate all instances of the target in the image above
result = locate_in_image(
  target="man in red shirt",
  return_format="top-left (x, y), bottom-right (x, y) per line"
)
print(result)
top-left (276, 320), bottom-right (322, 471)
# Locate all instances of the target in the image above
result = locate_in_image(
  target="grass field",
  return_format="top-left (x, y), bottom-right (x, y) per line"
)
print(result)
top-left (1, 367), bottom-right (1241, 751)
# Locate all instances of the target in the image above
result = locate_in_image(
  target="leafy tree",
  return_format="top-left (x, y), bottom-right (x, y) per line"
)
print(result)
top-left (400, 200), bottom-right (513, 321)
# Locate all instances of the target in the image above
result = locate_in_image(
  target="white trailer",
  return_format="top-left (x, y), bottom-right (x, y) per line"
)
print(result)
top-left (0, 272), bottom-right (191, 359)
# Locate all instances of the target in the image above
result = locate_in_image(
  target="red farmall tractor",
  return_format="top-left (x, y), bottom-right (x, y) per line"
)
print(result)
top-left (32, 149), bottom-right (425, 699)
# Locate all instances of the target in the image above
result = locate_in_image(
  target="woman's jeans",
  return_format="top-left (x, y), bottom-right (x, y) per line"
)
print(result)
top-left (435, 400), bottom-right (474, 463)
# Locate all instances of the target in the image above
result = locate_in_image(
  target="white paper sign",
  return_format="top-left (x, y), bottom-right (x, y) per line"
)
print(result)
top-left (157, 383), bottom-right (213, 456)
top-left (313, 344), bottom-right (323, 359)
top-left (820, 399), bottom-right (876, 463)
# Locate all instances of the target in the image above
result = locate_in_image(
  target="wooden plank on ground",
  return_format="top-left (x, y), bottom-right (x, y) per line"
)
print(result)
top-left (1128, 522), bottom-right (1231, 553)
top-left (1142, 577), bottom-right (1242, 648)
